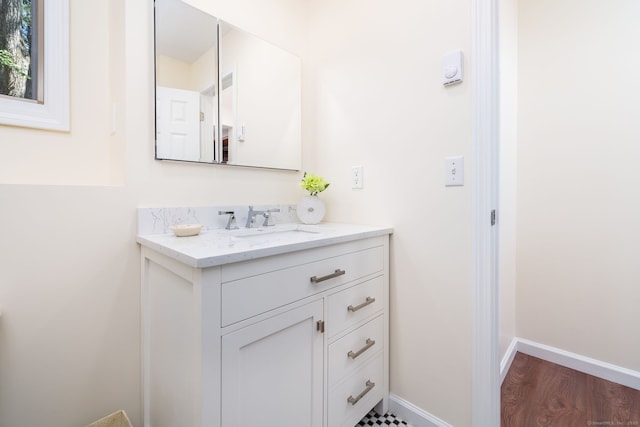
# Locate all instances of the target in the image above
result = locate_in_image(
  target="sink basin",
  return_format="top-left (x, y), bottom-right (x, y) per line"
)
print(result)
top-left (230, 224), bottom-right (320, 237)
top-left (228, 224), bottom-right (323, 244)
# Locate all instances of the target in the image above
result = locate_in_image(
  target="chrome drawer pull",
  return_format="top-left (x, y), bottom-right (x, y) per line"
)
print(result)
top-left (310, 269), bottom-right (345, 284)
top-left (347, 338), bottom-right (376, 359)
top-left (347, 380), bottom-right (375, 406)
top-left (347, 297), bottom-right (376, 312)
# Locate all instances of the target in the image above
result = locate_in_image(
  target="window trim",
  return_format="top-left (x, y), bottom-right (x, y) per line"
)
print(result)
top-left (0, 0), bottom-right (69, 131)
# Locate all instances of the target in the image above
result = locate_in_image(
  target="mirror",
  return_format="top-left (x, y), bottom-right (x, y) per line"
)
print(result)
top-left (153, 0), bottom-right (302, 170)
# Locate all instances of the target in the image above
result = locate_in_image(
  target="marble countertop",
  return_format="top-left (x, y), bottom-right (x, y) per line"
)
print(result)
top-left (137, 223), bottom-right (393, 268)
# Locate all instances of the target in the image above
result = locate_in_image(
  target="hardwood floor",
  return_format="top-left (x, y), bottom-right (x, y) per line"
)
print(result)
top-left (501, 352), bottom-right (640, 427)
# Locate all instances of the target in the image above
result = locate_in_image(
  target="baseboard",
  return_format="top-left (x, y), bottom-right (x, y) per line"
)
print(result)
top-left (388, 394), bottom-right (453, 427)
top-left (510, 338), bottom-right (640, 391)
top-left (500, 337), bottom-right (519, 385)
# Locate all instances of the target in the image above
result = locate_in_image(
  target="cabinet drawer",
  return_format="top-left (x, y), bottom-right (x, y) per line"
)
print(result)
top-left (328, 355), bottom-right (384, 427)
top-left (328, 315), bottom-right (383, 387)
top-left (221, 246), bottom-right (383, 326)
top-left (326, 276), bottom-right (384, 336)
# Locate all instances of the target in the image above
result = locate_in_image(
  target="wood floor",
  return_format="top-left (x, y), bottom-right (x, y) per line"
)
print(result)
top-left (501, 352), bottom-right (640, 427)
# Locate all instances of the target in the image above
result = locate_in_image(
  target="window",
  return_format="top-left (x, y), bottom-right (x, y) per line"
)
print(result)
top-left (0, 0), bottom-right (69, 131)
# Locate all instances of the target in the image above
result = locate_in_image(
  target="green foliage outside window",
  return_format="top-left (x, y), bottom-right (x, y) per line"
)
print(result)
top-left (0, 49), bottom-right (30, 79)
top-left (0, 0), bottom-right (35, 98)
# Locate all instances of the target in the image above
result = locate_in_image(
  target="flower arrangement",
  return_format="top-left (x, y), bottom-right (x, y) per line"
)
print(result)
top-left (299, 172), bottom-right (330, 196)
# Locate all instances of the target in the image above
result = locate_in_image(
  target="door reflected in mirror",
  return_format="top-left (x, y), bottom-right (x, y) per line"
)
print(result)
top-left (153, 0), bottom-right (301, 170)
top-left (154, 0), bottom-right (218, 163)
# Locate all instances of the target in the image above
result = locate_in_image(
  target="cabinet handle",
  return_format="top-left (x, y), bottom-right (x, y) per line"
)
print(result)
top-left (347, 297), bottom-right (376, 312)
top-left (310, 269), bottom-right (346, 284)
top-left (347, 338), bottom-right (376, 359)
top-left (347, 380), bottom-right (376, 406)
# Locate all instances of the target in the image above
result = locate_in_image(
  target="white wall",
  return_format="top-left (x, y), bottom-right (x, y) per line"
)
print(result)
top-left (157, 47), bottom-right (217, 92)
top-left (306, 0), bottom-right (473, 424)
top-left (0, 0), bottom-right (307, 426)
top-left (517, 0), bottom-right (640, 371)
top-left (156, 55), bottom-right (191, 90)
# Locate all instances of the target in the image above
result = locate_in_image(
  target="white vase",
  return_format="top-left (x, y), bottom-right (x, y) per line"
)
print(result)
top-left (296, 195), bottom-right (325, 224)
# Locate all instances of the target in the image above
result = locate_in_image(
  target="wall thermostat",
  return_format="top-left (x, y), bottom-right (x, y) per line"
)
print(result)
top-left (443, 50), bottom-right (464, 86)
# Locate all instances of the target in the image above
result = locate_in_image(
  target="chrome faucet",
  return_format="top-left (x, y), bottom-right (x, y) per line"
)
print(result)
top-left (245, 206), bottom-right (281, 228)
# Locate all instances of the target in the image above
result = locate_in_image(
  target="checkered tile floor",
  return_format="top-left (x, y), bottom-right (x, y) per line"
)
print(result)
top-left (357, 410), bottom-right (411, 426)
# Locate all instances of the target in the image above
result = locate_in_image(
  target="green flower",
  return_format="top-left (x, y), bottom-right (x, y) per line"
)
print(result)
top-left (299, 172), bottom-right (330, 196)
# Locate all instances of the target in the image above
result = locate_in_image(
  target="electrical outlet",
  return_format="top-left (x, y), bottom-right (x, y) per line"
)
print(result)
top-left (352, 165), bottom-right (364, 189)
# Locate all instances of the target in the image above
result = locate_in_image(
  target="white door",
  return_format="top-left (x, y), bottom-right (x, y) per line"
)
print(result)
top-left (221, 300), bottom-right (324, 427)
top-left (156, 86), bottom-right (201, 161)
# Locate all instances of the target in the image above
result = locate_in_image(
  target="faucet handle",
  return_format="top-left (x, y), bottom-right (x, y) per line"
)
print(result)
top-left (261, 208), bottom-right (281, 227)
top-left (218, 210), bottom-right (238, 230)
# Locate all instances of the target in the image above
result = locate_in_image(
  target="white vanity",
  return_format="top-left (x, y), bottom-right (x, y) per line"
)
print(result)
top-left (137, 211), bottom-right (392, 427)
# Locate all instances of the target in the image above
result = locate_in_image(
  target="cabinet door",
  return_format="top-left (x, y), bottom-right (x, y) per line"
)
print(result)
top-left (221, 300), bottom-right (324, 427)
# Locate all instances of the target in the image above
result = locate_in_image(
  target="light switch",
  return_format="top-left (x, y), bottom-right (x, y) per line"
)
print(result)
top-left (443, 50), bottom-right (464, 86)
top-left (445, 156), bottom-right (464, 186)
top-left (237, 125), bottom-right (246, 142)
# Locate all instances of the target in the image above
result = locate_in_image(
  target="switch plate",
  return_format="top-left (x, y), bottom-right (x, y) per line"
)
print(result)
top-left (352, 165), bottom-right (364, 189)
top-left (445, 156), bottom-right (464, 186)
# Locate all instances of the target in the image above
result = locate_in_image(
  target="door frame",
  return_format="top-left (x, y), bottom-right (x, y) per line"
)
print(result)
top-left (471, 0), bottom-right (500, 424)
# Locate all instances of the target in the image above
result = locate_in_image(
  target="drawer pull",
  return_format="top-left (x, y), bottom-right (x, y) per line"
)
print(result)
top-left (310, 269), bottom-right (346, 284)
top-left (347, 380), bottom-right (375, 406)
top-left (347, 338), bottom-right (376, 359)
top-left (347, 297), bottom-right (376, 312)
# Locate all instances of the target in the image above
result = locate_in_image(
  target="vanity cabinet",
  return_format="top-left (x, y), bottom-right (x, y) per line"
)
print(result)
top-left (141, 233), bottom-right (389, 427)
